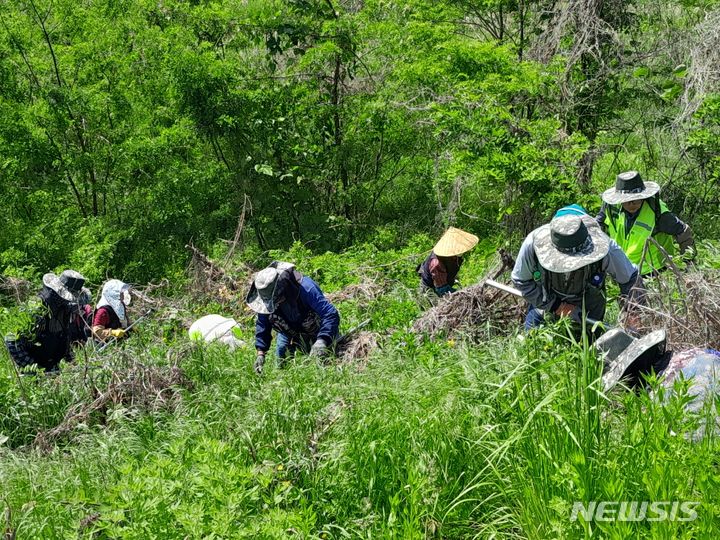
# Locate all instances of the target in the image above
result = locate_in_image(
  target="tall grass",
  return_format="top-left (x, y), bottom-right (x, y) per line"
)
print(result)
top-left (1, 246), bottom-right (718, 538)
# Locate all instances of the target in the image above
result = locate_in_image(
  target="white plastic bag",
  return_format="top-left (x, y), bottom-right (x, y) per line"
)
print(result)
top-left (189, 314), bottom-right (245, 350)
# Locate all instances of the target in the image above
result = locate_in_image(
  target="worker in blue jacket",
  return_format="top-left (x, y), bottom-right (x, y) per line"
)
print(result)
top-left (246, 261), bottom-right (340, 374)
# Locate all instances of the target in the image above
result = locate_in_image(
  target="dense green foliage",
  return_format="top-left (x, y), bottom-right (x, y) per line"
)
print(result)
top-left (2, 1), bottom-right (720, 538)
top-left (1, 245), bottom-right (719, 538)
top-left (1, 0), bottom-right (719, 282)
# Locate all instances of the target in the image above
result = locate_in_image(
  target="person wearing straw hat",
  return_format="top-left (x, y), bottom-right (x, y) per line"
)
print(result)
top-left (511, 211), bottom-right (644, 334)
top-left (417, 227), bottom-right (479, 298)
top-left (246, 261), bottom-right (340, 375)
top-left (598, 171), bottom-right (694, 275)
top-left (4, 270), bottom-right (86, 372)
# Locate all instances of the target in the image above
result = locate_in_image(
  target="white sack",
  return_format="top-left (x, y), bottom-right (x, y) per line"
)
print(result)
top-left (189, 314), bottom-right (245, 350)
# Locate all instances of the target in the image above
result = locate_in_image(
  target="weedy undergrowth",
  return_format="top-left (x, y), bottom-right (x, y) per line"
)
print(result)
top-left (0, 246), bottom-right (718, 538)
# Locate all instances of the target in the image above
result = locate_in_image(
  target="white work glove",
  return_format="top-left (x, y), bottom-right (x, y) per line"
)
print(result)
top-left (310, 339), bottom-right (329, 358)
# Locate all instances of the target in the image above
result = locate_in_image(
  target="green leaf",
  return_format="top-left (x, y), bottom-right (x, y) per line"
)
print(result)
top-left (254, 164), bottom-right (274, 176)
top-left (673, 64), bottom-right (688, 78)
top-left (661, 85), bottom-right (682, 101)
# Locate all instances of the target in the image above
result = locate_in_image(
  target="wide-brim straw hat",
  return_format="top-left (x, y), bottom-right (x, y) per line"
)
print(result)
top-left (42, 269), bottom-right (85, 303)
top-left (533, 215), bottom-right (609, 273)
top-left (601, 171), bottom-right (661, 205)
top-left (433, 227), bottom-right (479, 257)
top-left (596, 328), bottom-right (667, 392)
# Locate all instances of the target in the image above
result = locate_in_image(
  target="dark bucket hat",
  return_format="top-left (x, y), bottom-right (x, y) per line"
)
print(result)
top-left (601, 171), bottom-right (660, 205)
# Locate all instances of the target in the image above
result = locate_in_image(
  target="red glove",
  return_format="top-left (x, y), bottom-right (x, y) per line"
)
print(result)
top-left (555, 302), bottom-right (576, 318)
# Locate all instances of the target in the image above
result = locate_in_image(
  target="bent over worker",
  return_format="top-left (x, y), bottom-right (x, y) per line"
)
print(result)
top-left (598, 171), bottom-right (694, 275)
top-left (512, 212), bottom-right (644, 335)
top-left (92, 279), bottom-right (132, 343)
top-left (597, 327), bottom-right (720, 440)
top-left (417, 227), bottom-right (479, 297)
top-left (246, 261), bottom-right (340, 375)
top-left (4, 270), bottom-right (86, 372)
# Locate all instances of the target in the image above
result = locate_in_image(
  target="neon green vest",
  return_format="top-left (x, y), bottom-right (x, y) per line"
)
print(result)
top-left (605, 199), bottom-right (677, 275)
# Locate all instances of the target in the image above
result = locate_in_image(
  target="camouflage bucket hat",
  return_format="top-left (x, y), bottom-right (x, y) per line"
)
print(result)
top-left (533, 215), bottom-right (610, 273)
top-left (601, 171), bottom-right (660, 205)
top-left (42, 269), bottom-right (85, 303)
top-left (596, 328), bottom-right (667, 392)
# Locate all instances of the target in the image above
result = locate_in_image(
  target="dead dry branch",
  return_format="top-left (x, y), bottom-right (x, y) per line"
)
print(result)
top-left (679, 9), bottom-right (720, 122)
top-left (223, 194), bottom-right (251, 267)
top-left (129, 279), bottom-right (169, 311)
top-left (623, 238), bottom-right (720, 349)
top-left (529, 0), bottom-right (624, 67)
top-left (34, 364), bottom-right (192, 451)
top-left (412, 249), bottom-right (522, 339)
top-left (185, 242), bottom-right (252, 305)
top-left (121, 280), bottom-right (196, 338)
top-left (0, 276), bottom-right (33, 303)
top-left (335, 331), bottom-right (380, 365)
top-left (630, 268), bottom-right (720, 351)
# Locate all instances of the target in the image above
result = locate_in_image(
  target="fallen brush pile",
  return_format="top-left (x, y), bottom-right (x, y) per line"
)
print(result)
top-left (34, 363), bottom-right (192, 451)
top-left (326, 279), bottom-right (385, 308)
top-left (185, 242), bottom-right (253, 306)
top-left (325, 280), bottom-right (386, 362)
top-left (412, 248), bottom-right (522, 340)
top-left (335, 330), bottom-right (380, 365)
top-left (412, 282), bottom-right (524, 340)
top-left (633, 268), bottom-right (720, 350)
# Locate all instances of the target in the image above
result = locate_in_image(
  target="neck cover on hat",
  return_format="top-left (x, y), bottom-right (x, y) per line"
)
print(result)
top-left (97, 279), bottom-right (130, 328)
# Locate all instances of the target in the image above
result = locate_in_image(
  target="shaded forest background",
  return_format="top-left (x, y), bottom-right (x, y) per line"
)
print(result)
top-left (1, 0), bottom-right (720, 283)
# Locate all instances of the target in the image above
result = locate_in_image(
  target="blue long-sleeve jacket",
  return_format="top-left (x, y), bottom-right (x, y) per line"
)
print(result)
top-left (254, 276), bottom-right (340, 352)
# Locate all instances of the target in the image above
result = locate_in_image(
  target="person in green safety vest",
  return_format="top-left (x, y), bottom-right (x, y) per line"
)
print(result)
top-left (597, 171), bottom-right (694, 276)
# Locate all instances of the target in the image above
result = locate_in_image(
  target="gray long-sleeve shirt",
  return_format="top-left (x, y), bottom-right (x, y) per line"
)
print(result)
top-left (511, 228), bottom-right (640, 311)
